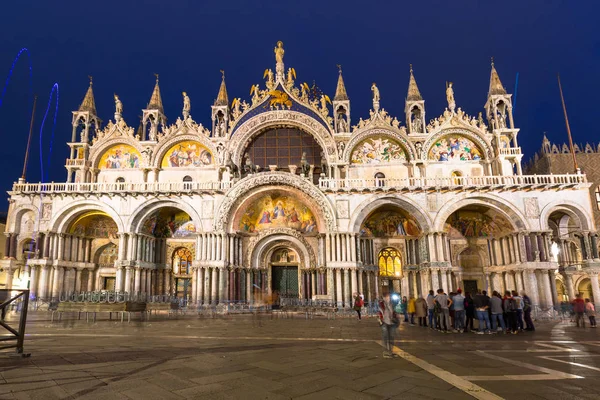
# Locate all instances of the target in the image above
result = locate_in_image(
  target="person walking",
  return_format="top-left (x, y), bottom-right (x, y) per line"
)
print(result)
top-left (585, 298), bottom-right (597, 328)
top-left (415, 295), bottom-right (427, 327)
top-left (490, 291), bottom-right (506, 334)
top-left (465, 292), bottom-right (475, 332)
top-left (407, 296), bottom-right (416, 325)
top-left (473, 290), bottom-right (491, 334)
top-left (353, 293), bottom-right (364, 320)
top-left (521, 291), bottom-right (535, 331)
top-left (426, 290), bottom-right (437, 330)
top-left (435, 289), bottom-right (452, 333)
top-left (452, 289), bottom-right (465, 333)
top-left (512, 290), bottom-right (524, 331)
top-left (378, 293), bottom-right (400, 359)
top-left (573, 294), bottom-right (586, 328)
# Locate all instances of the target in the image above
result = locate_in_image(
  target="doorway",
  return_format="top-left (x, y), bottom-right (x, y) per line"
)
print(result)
top-left (175, 278), bottom-right (191, 300)
top-left (103, 277), bottom-right (116, 291)
top-left (463, 280), bottom-right (478, 295)
top-left (271, 266), bottom-right (299, 297)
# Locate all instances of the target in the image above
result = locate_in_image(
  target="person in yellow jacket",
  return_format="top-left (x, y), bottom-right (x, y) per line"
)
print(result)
top-left (407, 296), bottom-right (417, 325)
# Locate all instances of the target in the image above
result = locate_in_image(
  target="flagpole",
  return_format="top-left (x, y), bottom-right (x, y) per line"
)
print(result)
top-left (20, 95), bottom-right (38, 183)
top-left (557, 74), bottom-right (578, 173)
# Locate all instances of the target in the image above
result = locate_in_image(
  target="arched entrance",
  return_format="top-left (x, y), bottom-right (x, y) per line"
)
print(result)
top-left (578, 278), bottom-right (594, 303)
top-left (172, 247), bottom-right (193, 299)
top-left (95, 242), bottom-right (118, 290)
top-left (457, 247), bottom-right (484, 294)
top-left (270, 247), bottom-right (300, 298)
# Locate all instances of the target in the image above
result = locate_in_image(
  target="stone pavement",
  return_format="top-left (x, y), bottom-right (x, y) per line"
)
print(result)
top-left (1, 311), bottom-right (600, 399)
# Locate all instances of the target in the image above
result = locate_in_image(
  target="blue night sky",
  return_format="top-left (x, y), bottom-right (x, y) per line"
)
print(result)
top-left (0, 0), bottom-right (598, 208)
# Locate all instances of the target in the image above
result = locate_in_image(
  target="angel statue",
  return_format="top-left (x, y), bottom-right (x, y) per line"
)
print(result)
top-left (371, 83), bottom-right (380, 102)
top-left (274, 41), bottom-right (285, 64)
top-left (446, 82), bottom-right (456, 113)
top-left (300, 152), bottom-right (311, 176)
top-left (320, 94), bottom-right (331, 115)
top-left (114, 94), bottom-right (123, 114)
top-left (182, 92), bottom-right (191, 115)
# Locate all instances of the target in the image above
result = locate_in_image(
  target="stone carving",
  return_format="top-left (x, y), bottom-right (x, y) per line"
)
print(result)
top-left (214, 172), bottom-right (336, 232)
top-left (524, 198), bottom-right (540, 218)
top-left (202, 200), bottom-right (214, 219)
top-left (371, 83), bottom-right (380, 102)
top-left (114, 94), bottom-right (123, 114)
top-left (274, 41), bottom-right (285, 64)
top-left (336, 200), bottom-right (349, 218)
top-left (216, 143), bottom-right (226, 166)
top-left (427, 194), bottom-right (439, 212)
top-left (42, 203), bottom-right (52, 220)
top-left (337, 115), bottom-right (348, 132)
top-left (300, 152), bottom-right (310, 176)
top-left (344, 128), bottom-right (415, 164)
top-left (446, 82), bottom-right (455, 113)
top-left (182, 92), bottom-right (190, 115)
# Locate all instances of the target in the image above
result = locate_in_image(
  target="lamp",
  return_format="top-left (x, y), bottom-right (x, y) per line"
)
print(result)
top-left (551, 242), bottom-right (560, 262)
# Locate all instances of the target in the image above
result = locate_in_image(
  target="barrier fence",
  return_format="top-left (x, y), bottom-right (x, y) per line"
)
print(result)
top-left (0, 289), bottom-right (30, 356)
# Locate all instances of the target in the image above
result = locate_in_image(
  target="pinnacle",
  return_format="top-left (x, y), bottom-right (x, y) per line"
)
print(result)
top-left (334, 68), bottom-right (349, 101)
top-left (147, 75), bottom-right (164, 112)
top-left (215, 73), bottom-right (229, 106)
top-left (407, 65), bottom-right (422, 101)
top-left (78, 79), bottom-right (97, 114)
top-left (489, 60), bottom-right (507, 96)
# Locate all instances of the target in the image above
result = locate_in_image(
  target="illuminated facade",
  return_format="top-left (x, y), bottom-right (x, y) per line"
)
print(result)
top-left (1, 43), bottom-right (598, 308)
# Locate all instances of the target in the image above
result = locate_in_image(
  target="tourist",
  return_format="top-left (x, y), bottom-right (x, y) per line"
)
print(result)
top-left (399, 296), bottom-right (409, 322)
top-left (490, 291), bottom-right (506, 333)
top-left (585, 298), bottom-right (597, 328)
top-left (452, 289), bottom-right (465, 333)
top-left (512, 290), bottom-right (524, 331)
top-left (473, 289), bottom-right (491, 334)
top-left (465, 292), bottom-right (475, 332)
top-left (407, 296), bottom-right (416, 325)
top-left (426, 290), bottom-right (437, 330)
top-left (415, 295), bottom-right (427, 327)
top-left (378, 293), bottom-right (399, 359)
top-left (448, 291), bottom-right (456, 329)
top-left (503, 291), bottom-right (518, 334)
top-left (522, 291), bottom-right (535, 331)
top-left (353, 293), bottom-right (364, 320)
top-left (435, 289), bottom-right (452, 333)
top-left (573, 294), bottom-right (586, 327)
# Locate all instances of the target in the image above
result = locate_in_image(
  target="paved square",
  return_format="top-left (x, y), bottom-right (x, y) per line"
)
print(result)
top-left (1, 312), bottom-right (600, 399)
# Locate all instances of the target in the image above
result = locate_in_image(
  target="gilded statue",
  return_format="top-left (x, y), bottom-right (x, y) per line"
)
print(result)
top-left (275, 41), bottom-right (285, 64)
top-left (114, 94), bottom-right (123, 114)
top-left (446, 82), bottom-right (455, 113)
top-left (371, 83), bottom-right (380, 102)
top-left (182, 92), bottom-right (191, 113)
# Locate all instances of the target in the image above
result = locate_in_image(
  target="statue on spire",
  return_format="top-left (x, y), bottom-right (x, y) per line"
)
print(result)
top-left (182, 92), bottom-right (191, 118)
top-left (114, 94), bottom-right (123, 120)
top-left (274, 41), bottom-right (285, 64)
top-left (446, 82), bottom-right (456, 113)
top-left (371, 82), bottom-right (380, 111)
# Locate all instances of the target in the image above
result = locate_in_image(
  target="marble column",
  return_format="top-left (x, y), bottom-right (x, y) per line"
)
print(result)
top-left (51, 266), bottom-right (63, 298)
top-left (590, 273), bottom-right (600, 310)
top-left (205, 267), bottom-right (212, 305)
top-left (565, 274), bottom-right (575, 300)
top-left (87, 268), bottom-right (94, 291)
top-left (549, 270), bottom-right (559, 307)
top-left (540, 270), bottom-right (553, 308)
top-left (211, 268), bottom-right (218, 305)
top-left (39, 266), bottom-right (50, 299)
top-left (124, 267), bottom-right (133, 293)
top-left (350, 268), bottom-right (358, 297)
top-left (134, 267), bottom-right (141, 293)
top-left (336, 269), bottom-right (342, 307)
top-left (197, 268), bottom-right (204, 305)
top-left (343, 269), bottom-right (351, 307)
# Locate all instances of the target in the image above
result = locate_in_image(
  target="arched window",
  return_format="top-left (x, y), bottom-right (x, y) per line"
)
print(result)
top-left (451, 170), bottom-right (462, 185)
top-left (172, 248), bottom-right (193, 275)
top-left (183, 175), bottom-right (193, 182)
top-left (374, 172), bottom-right (385, 187)
top-left (116, 177), bottom-right (125, 183)
top-left (595, 186), bottom-right (600, 211)
top-left (378, 247), bottom-right (402, 278)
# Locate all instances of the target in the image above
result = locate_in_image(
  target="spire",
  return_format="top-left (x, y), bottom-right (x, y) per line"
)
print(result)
top-left (488, 58), bottom-right (507, 96)
top-left (78, 76), bottom-right (97, 114)
top-left (334, 65), bottom-right (349, 101)
top-left (406, 64), bottom-right (423, 101)
top-left (215, 70), bottom-right (229, 106)
top-left (147, 74), bottom-right (164, 112)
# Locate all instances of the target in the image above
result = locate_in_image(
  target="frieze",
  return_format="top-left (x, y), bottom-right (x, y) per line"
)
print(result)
top-left (151, 133), bottom-right (218, 168)
top-left (214, 172), bottom-right (336, 232)
top-left (422, 127), bottom-right (492, 162)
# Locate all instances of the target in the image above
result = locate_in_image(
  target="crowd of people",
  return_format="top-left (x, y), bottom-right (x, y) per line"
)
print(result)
top-left (372, 289), bottom-right (598, 358)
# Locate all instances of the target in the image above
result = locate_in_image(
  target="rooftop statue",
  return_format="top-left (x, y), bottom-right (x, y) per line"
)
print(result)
top-left (446, 82), bottom-right (455, 113)
top-left (371, 83), bottom-right (380, 102)
top-left (114, 94), bottom-right (123, 114)
top-left (182, 92), bottom-right (191, 113)
top-left (275, 41), bottom-right (285, 64)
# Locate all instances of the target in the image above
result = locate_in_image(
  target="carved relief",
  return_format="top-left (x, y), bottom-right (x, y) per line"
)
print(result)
top-left (41, 203), bottom-right (52, 220)
top-left (202, 200), bottom-right (214, 219)
top-left (336, 200), bottom-right (349, 219)
top-left (524, 198), bottom-right (540, 218)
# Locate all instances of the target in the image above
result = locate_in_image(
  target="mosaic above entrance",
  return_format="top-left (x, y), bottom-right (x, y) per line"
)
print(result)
top-left (161, 141), bottom-right (212, 167)
top-left (69, 212), bottom-right (118, 239)
top-left (98, 144), bottom-right (141, 169)
top-left (240, 192), bottom-right (317, 234)
top-left (446, 210), bottom-right (513, 238)
top-left (360, 209), bottom-right (420, 237)
top-left (428, 136), bottom-right (482, 162)
top-left (351, 137), bottom-right (407, 164)
top-left (142, 209), bottom-right (196, 238)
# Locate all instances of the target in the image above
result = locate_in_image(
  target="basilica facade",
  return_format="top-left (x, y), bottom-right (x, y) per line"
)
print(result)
top-left (2, 42), bottom-right (598, 308)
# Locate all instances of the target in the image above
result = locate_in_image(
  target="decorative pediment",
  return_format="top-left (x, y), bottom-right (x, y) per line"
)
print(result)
top-left (93, 118), bottom-right (135, 145)
top-left (351, 108), bottom-right (404, 133)
top-left (158, 116), bottom-right (211, 141)
top-left (426, 107), bottom-right (487, 135)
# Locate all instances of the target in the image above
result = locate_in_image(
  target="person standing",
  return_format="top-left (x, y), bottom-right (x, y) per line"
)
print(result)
top-left (490, 291), bottom-right (506, 334)
top-left (435, 289), bottom-right (452, 333)
top-left (353, 293), bottom-right (364, 320)
top-left (573, 294), bottom-right (586, 328)
top-left (426, 290), bottom-right (437, 330)
top-left (399, 296), bottom-right (409, 323)
top-left (585, 298), bottom-right (597, 328)
top-left (452, 289), bottom-right (465, 333)
top-left (512, 290), bottom-right (524, 331)
top-left (503, 291), bottom-right (518, 334)
top-left (415, 295), bottom-right (427, 327)
top-left (465, 292), bottom-right (475, 332)
top-left (522, 291), bottom-right (535, 331)
top-left (378, 293), bottom-right (400, 359)
top-left (473, 290), bottom-right (491, 334)
top-left (407, 296), bottom-right (416, 325)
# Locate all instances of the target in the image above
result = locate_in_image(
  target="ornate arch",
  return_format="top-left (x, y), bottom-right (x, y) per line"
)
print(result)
top-left (349, 195), bottom-right (433, 234)
top-left (228, 110), bottom-right (337, 167)
top-left (128, 198), bottom-right (203, 234)
top-left (215, 172), bottom-right (336, 232)
top-left (151, 133), bottom-right (218, 169)
top-left (423, 127), bottom-right (492, 161)
top-left (9, 204), bottom-right (40, 233)
top-left (50, 200), bottom-right (125, 234)
top-left (245, 228), bottom-right (317, 269)
top-left (432, 194), bottom-right (529, 233)
top-left (344, 128), bottom-right (416, 163)
top-left (89, 138), bottom-right (144, 169)
top-left (539, 200), bottom-right (593, 232)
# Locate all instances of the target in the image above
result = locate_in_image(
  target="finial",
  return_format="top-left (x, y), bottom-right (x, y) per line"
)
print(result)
top-left (154, 73), bottom-right (159, 83)
top-left (337, 64), bottom-right (342, 74)
top-left (409, 64), bottom-right (413, 73)
top-left (220, 69), bottom-right (225, 80)
top-left (88, 75), bottom-right (93, 86)
top-left (491, 57), bottom-right (494, 67)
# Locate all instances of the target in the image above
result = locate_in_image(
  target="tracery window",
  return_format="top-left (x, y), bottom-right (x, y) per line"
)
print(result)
top-left (172, 248), bottom-right (192, 275)
top-left (374, 172), bottom-right (385, 187)
top-left (183, 176), bottom-right (193, 182)
top-left (378, 247), bottom-right (402, 277)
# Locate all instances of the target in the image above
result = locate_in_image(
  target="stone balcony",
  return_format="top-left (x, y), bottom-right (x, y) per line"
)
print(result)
top-left (318, 173), bottom-right (588, 193)
top-left (498, 147), bottom-right (522, 156)
top-left (65, 159), bottom-right (92, 168)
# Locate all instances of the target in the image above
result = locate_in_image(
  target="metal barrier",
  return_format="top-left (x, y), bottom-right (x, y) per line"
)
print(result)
top-left (0, 289), bottom-right (30, 357)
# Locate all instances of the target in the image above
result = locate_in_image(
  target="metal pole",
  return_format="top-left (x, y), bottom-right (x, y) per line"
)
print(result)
top-left (21, 95), bottom-right (38, 181)
top-left (557, 74), bottom-right (578, 172)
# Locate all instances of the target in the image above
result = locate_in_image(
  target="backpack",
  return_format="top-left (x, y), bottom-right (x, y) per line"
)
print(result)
top-left (506, 298), bottom-right (516, 312)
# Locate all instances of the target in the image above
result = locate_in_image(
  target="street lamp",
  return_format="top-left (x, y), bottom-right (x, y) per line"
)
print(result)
top-left (551, 241), bottom-right (560, 262)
